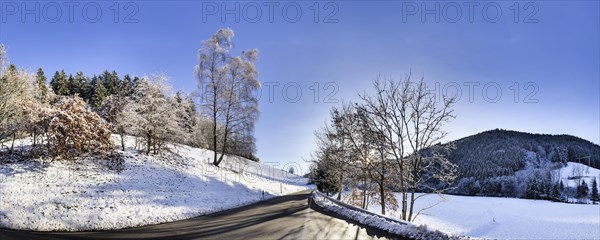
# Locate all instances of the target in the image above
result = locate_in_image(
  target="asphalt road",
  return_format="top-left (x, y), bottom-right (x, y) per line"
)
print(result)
top-left (0, 190), bottom-right (410, 240)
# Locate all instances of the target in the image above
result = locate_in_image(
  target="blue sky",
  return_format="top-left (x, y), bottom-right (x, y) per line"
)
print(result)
top-left (2, 1), bottom-right (599, 173)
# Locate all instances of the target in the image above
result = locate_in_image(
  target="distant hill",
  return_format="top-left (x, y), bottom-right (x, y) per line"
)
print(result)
top-left (448, 129), bottom-right (600, 178)
top-left (434, 129), bottom-right (600, 198)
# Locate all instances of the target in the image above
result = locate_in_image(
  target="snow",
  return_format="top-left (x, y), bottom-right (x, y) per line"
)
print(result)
top-left (312, 191), bottom-right (469, 240)
top-left (554, 162), bottom-right (600, 188)
top-left (363, 193), bottom-right (600, 239)
top-left (0, 136), bottom-right (313, 231)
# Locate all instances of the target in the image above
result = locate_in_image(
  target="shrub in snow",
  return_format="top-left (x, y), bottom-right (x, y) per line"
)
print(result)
top-left (48, 96), bottom-right (113, 158)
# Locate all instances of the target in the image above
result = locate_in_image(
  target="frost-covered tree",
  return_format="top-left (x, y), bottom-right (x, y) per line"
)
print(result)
top-left (0, 55), bottom-right (36, 153)
top-left (21, 96), bottom-right (53, 151)
top-left (99, 94), bottom-right (128, 150)
top-left (124, 75), bottom-right (181, 154)
top-left (171, 91), bottom-right (196, 145)
top-left (196, 28), bottom-right (261, 167)
top-left (191, 116), bottom-right (213, 148)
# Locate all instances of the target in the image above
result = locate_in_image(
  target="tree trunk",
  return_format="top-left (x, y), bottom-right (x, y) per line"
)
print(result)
top-left (212, 125), bottom-right (218, 166)
top-left (9, 133), bottom-right (16, 154)
top-left (215, 152), bottom-right (225, 167)
top-left (146, 132), bottom-right (151, 155)
top-left (212, 100), bottom-right (218, 166)
top-left (153, 140), bottom-right (158, 154)
top-left (33, 128), bottom-right (37, 146)
top-left (45, 127), bottom-right (51, 154)
top-left (402, 191), bottom-right (407, 220)
top-left (408, 188), bottom-right (416, 221)
top-left (214, 129), bottom-right (229, 167)
top-left (337, 171), bottom-right (344, 200)
top-left (362, 176), bottom-right (367, 209)
top-left (120, 133), bottom-right (125, 151)
top-left (380, 176), bottom-right (386, 215)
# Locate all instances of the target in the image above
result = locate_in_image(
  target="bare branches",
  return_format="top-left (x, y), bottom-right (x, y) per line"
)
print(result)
top-left (196, 29), bottom-right (261, 167)
top-left (311, 71), bottom-right (457, 222)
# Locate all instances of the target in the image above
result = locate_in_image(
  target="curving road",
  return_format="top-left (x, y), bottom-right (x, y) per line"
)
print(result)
top-left (0, 190), bottom-right (410, 240)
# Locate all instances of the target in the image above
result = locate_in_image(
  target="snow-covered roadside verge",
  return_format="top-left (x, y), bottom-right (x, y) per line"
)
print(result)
top-left (310, 191), bottom-right (470, 240)
top-left (0, 136), bottom-right (314, 231)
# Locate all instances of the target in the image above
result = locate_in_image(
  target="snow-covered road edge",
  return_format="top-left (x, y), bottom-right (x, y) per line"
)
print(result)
top-left (310, 191), bottom-right (472, 240)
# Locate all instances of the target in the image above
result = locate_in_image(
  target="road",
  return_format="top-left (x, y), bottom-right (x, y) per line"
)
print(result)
top-left (0, 190), bottom-right (411, 240)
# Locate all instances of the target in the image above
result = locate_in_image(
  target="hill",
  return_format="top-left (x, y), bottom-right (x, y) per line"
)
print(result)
top-left (436, 129), bottom-right (600, 199)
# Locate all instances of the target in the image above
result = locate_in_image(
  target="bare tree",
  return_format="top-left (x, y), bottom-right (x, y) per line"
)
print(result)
top-left (402, 77), bottom-right (457, 222)
top-left (332, 103), bottom-right (379, 209)
top-left (358, 73), bottom-right (457, 221)
top-left (359, 75), bottom-right (411, 219)
top-left (196, 28), bottom-right (260, 167)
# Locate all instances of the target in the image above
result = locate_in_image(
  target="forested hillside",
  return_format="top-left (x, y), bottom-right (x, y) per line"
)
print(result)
top-left (439, 129), bottom-right (600, 200)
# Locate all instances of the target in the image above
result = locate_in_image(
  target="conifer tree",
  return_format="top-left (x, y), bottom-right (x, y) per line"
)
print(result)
top-left (50, 70), bottom-right (60, 93)
top-left (577, 179), bottom-right (589, 199)
top-left (103, 70), bottom-right (120, 96)
top-left (56, 70), bottom-right (69, 95)
top-left (81, 75), bottom-right (94, 102)
top-left (93, 76), bottom-right (107, 107)
top-left (69, 71), bottom-right (85, 96)
top-left (35, 68), bottom-right (47, 102)
top-left (122, 74), bottom-right (134, 96)
top-left (551, 182), bottom-right (561, 201)
top-left (591, 178), bottom-right (599, 204)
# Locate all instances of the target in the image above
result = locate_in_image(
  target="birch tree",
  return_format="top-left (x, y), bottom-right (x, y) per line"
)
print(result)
top-left (196, 28), bottom-right (260, 167)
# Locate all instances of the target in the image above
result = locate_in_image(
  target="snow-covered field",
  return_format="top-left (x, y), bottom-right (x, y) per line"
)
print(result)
top-left (348, 162), bottom-right (600, 239)
top-left (0, 136), bottom-right (312, 231)
top-left (312, 191), bottom-right (468, 240)
top-left (400, 193), bottom-right (600, 239)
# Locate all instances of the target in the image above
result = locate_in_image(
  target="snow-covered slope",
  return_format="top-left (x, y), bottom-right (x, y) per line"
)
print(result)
top-left (364, 193), bottom-right (600, 239)
top-left (0, 136), bottom-right (313, 231)
top-left (554, 162), bottom-right (600, 188)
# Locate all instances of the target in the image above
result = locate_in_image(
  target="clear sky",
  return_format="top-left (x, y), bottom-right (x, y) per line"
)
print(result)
top-left (2, 1), bottom-right (599, 173)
